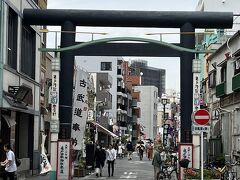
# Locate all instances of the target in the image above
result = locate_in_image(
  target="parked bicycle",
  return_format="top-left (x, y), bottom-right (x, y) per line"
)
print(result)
top-left (159, 164), bottom-right (179, 180)
top-left (159, 153), bottom-right (179, 180)
top-left (213, 161), bottom-right (239, 180)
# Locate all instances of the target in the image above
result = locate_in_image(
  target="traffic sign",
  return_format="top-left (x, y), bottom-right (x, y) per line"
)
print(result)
top-left (194, 109), bottom-right (210, 125)
top-left (192, 125), bottom-right (210, 133)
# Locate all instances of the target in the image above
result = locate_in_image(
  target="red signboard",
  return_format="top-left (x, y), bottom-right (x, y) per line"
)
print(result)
top-left (194, 109), bottom-right (210, 125)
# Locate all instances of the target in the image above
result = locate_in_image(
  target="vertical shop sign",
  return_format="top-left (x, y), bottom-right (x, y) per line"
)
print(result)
top-left (51, 72), bottom-right (59, 120)
top-left (71, 68), bottom-right (89, 150)
top-left (178, 143), bottom-right (193, 180)
top-left (193, 73), bottom-right (201, 111)
top-left (57, 140), bottom-right (72, 180)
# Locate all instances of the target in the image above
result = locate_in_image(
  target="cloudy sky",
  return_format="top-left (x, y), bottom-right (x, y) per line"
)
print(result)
top-left (47, 0), bottom-right (200, 92)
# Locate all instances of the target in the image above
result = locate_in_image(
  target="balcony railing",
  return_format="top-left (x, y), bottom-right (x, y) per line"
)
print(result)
top-left (216, 82), bottom-right (226, 98)
top-left (232, 73), bottom-right (240, 92)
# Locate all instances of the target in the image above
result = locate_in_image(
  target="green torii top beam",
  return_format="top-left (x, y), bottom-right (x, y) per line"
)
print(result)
top-left (39, 37), bottom-right (215, 54)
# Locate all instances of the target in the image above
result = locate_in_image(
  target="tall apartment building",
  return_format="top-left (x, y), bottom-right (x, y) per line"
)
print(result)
top-left (75, 56), bottom-right (122, 132)
top-left (123, 61), bottom-right (141, 144)
top-left (130, 60), bottom-right (166, 97)
top-left (135, 86), bottom-right (158, 141)
top-left (0, 0), bottom-right (47, 177)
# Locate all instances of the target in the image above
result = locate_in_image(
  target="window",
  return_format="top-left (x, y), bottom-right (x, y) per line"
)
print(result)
top-left (7, 8), bottom-right (18, 69)
top-left (221, 65), bottom-right (227, 82)
top-left (208, 70), bottom-right (216, 88)
top-left (21, 23), bottom-right (36, 79)
top-left (234, 58), bottom-right (240, 75)
top-left (101, 62), bottom-right (112, 71)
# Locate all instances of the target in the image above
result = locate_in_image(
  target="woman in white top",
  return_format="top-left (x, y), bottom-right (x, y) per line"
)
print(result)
top-left (0, 143), bottom-right (17, 180)
top-left (106, 144), bottom-right (117, 177)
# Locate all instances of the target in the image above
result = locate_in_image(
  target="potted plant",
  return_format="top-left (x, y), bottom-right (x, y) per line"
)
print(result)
top-left (74, 157), bottom-right (86, 177)
top-left (184, 168), bottom-right (220, 180)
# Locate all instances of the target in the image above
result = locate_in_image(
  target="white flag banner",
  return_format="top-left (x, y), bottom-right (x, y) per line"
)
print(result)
top-left (40, 133), bottom-right (52, 174)
top-left (71, 68), bottom-right (89, 150)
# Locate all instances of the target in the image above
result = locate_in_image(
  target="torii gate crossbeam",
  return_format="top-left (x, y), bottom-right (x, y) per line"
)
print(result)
top-left (23, 9), bottom-right (233, 144)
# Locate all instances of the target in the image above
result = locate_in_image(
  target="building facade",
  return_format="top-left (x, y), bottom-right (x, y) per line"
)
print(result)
top-left (130, 60), bottom-right (166, 98)
top-left (205, 32), bottom-right (240, 171)
top-left (135, 86), bottom-right (158, 141)
top-left (0, 0), bottom-right (47, 177)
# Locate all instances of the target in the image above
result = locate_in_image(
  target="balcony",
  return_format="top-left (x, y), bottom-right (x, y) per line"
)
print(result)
top-left (132, 92), bottom-right (140, 101)
top-left (132, 108), bottom-right (141, 118)
top-left (96, 90), bottom-right (112, 109)
top-left (132, 99), bottom-right (138, 107)
top-left (216, 82), bottom-right (226, 98)
top-left (232, 73), bottom-right (240, 92)
top-left (132, 115), bottom-right (138, 123)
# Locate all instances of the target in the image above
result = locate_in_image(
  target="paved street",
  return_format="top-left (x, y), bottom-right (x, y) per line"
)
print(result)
top-left (29, 153), bottom-right (153, 180)
top-left (26, 152), bottom-right (178, 180)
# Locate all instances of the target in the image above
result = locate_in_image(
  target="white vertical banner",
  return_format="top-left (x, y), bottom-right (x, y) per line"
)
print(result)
top-left (193, 73), bottom-right (201, 112)
top-left (71, 68), bottom-right (89, 150)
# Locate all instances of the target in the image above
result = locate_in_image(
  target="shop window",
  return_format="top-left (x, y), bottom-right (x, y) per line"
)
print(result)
top-left (7, 8), bottom-right (18, 70)
top-left (221, 65), bottom-right (227, 82)
top-left (234, 58), bottom-right (240, 75)
top-left (208, 70), bottom-right (216, 88)
top-left (21, 23), bottom-right (36, 79)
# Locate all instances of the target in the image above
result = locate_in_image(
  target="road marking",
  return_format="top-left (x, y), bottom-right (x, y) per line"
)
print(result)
top-left (120, 172), bottom-right (138, 179)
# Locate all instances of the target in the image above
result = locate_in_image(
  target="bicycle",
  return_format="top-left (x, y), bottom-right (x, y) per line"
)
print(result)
top-left (213, 161), bottom-right (240, 180)
top-left (159, 153), bottom-right (179, 180)
top-left (159, 164), bottom-right (179, 180)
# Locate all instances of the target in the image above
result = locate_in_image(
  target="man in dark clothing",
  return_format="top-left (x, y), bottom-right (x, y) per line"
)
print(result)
top-left (137, 144), bottom-right (145, 160)
top-left (126, 141), bottom-right (133, 160)
top-left (94, 145), bottom-right (106, 177)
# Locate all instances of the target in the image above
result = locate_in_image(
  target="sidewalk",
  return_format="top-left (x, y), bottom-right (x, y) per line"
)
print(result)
top-left (25, 172), bottom-right (94, 180)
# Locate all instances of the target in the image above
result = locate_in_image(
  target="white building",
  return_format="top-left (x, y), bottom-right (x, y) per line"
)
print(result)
top-left (135, 86), bottom-right (158, 140)
top-left (206, 32), bottom-right (240, 168)
top-left (75, 56), bottom-right (122, 127)
top-left (0, 0), bottom-right (46, 177)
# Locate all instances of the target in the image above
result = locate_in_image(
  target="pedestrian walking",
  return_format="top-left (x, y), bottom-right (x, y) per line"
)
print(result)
top-left (0, 143), bottom-right (17, 180)
top-left (152, 146), bottom-right (163, 180)
top-left (106, 144), bottom-right (117, 177)
top-left (147, 142), bottom-right (154, 160)
top-left (94, 145), bottom-right (106, 177)
top-left (117, 143), bottom-right (123, 158)
top-left (136, 144), bottom-right (145, 160)
top-left (126, 141), bottom-right (133, 160)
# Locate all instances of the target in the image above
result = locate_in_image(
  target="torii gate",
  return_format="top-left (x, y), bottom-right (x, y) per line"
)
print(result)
top-left (23, 9), bottom-right (233, 143)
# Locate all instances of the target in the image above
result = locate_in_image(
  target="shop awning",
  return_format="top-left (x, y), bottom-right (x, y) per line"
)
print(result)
top-left (2, 115), bottom-right (16, 127)
top-left (92, 121), bottom-right (118, 138)
top-left (3, 92), bottom-right (38, 115)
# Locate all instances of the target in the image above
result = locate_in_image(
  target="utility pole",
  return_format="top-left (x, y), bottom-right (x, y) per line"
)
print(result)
top-left (50, 52), bottom-right (60, 180)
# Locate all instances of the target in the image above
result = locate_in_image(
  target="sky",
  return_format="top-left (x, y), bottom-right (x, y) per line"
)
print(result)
top-left (47, 0), bottom-right (200, 92)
